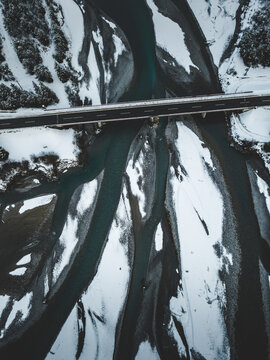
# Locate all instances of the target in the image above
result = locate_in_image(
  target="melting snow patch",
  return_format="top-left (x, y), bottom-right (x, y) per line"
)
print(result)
top-left (154, 223), bottom-right (163, 251)
top-left (126, 150), bottom-right (147, 218)
top-left (135, 341), bottom-right (160, 360)
top-left (77, 180), bottom-right (98, 216)
top-left (52, 179), bottom-right (98, 284)
top-left (256, 175), bottom-right (270, 214)
top-left (146, 0), bottom-right (196, 73)
top-left (49, 184), bottom-right (131, 359)
top-left (16, 254), bottom-right (31, 266)
top-left (9, 267), bottom-right (27, 276)
top-left (19, 194), bottom-right (55, 214)
top-left (4, 292), bottom-right (32, 331)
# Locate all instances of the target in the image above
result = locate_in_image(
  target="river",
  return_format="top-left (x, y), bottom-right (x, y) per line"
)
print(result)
top-left (0, 0), bottom-right (269, 359)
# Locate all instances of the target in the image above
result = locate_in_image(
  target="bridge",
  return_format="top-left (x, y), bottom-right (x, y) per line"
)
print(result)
top-left (0, 91), bottom-right (270, 130)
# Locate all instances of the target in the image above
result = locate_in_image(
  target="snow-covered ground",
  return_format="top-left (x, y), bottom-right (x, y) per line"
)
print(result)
top-left (146, 0), bottom-right (197, 73)
top-left (18, 194), bottom-right (55, 214)
top-left (231, 108), bottom-right (270, 144)
top-left (47, 184), bottom-right (132, 360)
top-left (0, 292), bottom-right (32, 340)
top-left (187, 0), bottom-right (239, 67)
top-left (52, 179), bottom-right (99, 285)
top-left (169, 122), bottom-right (231, 358)
top-left (0, 127), bottom-right (80, 191)
top-left (187, 0), bottom-right (270, 217)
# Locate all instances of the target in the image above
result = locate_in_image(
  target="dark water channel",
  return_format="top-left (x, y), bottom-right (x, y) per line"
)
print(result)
top-left (0, 0), bottom-right (268, 359)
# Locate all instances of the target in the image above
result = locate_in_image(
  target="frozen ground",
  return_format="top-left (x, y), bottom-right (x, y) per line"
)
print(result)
top-left (52, 179), bottom-right (98, 285)
top-left (47, 184), bottom-right (132, 360)
top-left (146, 0), bottom-right (197, 73)
top-left (188, 0), bottom-right (270, 218)
top-left (168, 122), bottom-right (231, 359)
top-left (187, 0), bottom-right (239, 66)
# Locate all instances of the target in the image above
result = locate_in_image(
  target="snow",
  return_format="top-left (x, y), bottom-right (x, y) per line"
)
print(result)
top-left (135, 341), bottom-right (160, 360)
top-left (256, 175), bottom-right (270, 215)
top-left (41, 43), bottom-right (69, 108)
top-left (146, 0), bottom-right (197, 73)
top-left (52, 215), bottom-right (79, 284)
top-left (219, 48), bottom-right (270, 94)
top-left (48, 184), bottom-right (132, 359)
top-left (9, 267), bottom-right (27, 276)
top-left (59, 0), bottom-right (84, 75)
top-left (19, 194), bottom-right (55, 214)
top-left (231, 108), bottom-right (270, 143)
top-left (77, 181), bottom-right (98, 216)
top-left (4, 292), bottom-right (32, 331)
top-left (0, 127), bottom-right (80, 163)
top-left (102, 17), bottom-right (126, 66)
top-left (0, 295), bottom-right (10, 339)
top-left (126, 149), bottom-right (147, 218)
top-left (169, 122), bottom-right (230, 358)
top-left (112, 34), bottom-right (126, 67)
top-left (46, 307), bottom-right (78, 360)
top-left (0, 295), bottom-right (10, 317)
top-left (154, 223), bottom-right (163, 251)
top-left (86, 42), bottom-right (101, 105)
top-left (52, 179), bottom-right (98, 284)
top-left (187, 0), bottom-right (239, 66)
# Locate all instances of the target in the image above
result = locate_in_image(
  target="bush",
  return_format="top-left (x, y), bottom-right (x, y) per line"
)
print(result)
top-left (239, 6), bottom-right (270, 67)
top-left (35, 64), bottom-right (53, 83)
top-left (33, 82), bottom-right (59, 107)
top-left (1, 0), bottom-right (50, 46)
top-left (0, 147), bottom-right (9, 161)
top-left (55, 63), bottom-right (71, 83)
top-left (0, 83), bottom-right (59, 110)
top-left (14, 39), bottom-right (42, 74)
top-left (0, 64), bottom-right (15, 81)
top-left (65, 86), bottom-right (83, 106)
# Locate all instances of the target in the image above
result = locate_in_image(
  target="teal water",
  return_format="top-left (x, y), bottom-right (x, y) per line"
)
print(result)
top-left (1, 0), bottom-right (165, 359)
top-left (0, 0), bottom-right (268, 358)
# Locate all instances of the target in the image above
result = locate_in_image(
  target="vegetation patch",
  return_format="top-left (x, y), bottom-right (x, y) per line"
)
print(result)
top-left (0, 82), bottom-right (59, 109)
top-left (239, 5), bottom-right (270, 67)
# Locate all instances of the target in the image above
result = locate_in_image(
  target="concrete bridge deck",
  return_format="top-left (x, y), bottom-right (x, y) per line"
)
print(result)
top-left (0, 91), bottom-right (269, 129)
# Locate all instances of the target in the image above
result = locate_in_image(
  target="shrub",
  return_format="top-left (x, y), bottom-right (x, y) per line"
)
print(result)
top-left (35, 64), bottom-right (53, 83)
top-left (0, 147), bottom-right (9, 161)
top-left (0, 83), bottom-right (59, 110)
top-left (55, 63), bottom-right (71, 83)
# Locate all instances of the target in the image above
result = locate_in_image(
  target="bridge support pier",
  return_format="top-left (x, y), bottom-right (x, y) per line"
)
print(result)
top-left (149, 116), bottom-right (159, 128)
